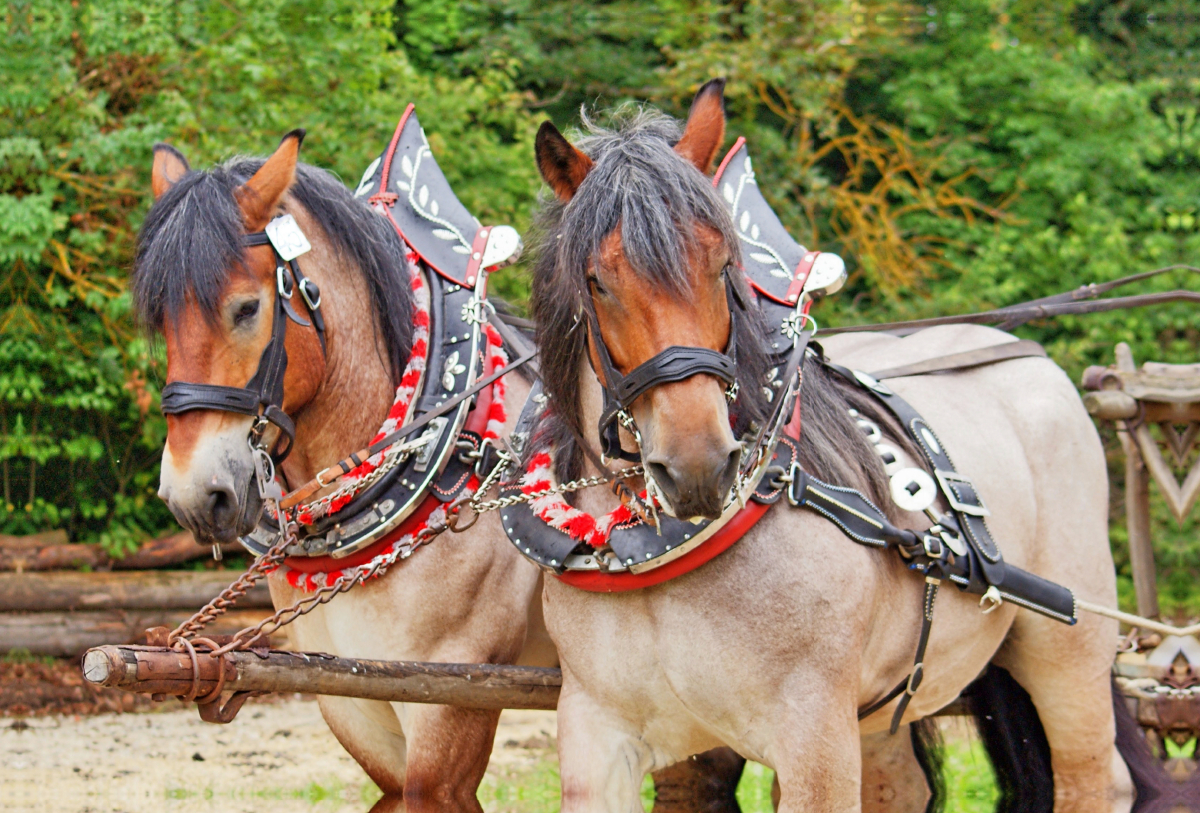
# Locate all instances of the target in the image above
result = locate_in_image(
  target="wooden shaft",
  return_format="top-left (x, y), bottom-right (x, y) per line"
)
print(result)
top-left (0, 570), bottom-right (272, 612)
top-left (1119, 428), bottom-right (1160, 620)
top-left (83, 645), bottom-right (563, 711)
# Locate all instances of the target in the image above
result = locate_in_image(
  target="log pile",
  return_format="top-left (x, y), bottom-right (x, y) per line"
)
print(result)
top-left (0, 532), bottom-right (273, 657)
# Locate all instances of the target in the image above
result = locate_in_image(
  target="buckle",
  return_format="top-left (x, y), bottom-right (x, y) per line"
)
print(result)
top-left (934, 470), bottom-right (990, 517)
top-left (299, 277), bottom-right (321, 310)
top-left (276, 265), bottom-right (294, 299)
top-left (922, 533), bottom-right (944, 560)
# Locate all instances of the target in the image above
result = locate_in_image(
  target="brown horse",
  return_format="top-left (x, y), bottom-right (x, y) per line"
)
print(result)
top-left (134, 133), bottom-right (548, 812)
top-left (527, 82), bottom-right (1134, 811)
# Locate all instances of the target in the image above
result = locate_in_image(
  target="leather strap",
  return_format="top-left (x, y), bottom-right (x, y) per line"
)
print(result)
top-left (868, 340), bottom-right (1046, 381)
top-left (588, 276), bottom-right (742, 462)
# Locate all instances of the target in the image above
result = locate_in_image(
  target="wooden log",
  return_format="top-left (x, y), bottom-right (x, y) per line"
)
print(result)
top-left (1082, 390), bottom-right (1138, 420)
top-left (83, 645), bottom-right (563, 711)
top-left (0, 529), bottom-right (240, 572)
top-left (0, 610), bottom-right (278, 657)
top-left (0, 570), bottom-right (272, 612)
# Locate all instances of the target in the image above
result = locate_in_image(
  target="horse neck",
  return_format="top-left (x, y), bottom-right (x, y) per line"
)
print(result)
top-left (279, 208), bottom-right (396, 487)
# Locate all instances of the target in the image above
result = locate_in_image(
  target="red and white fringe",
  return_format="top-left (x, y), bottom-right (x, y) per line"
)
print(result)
top-left (276, 305), bottom-right (511, 592)
top-left (518, 453), bottom-right (644, 549)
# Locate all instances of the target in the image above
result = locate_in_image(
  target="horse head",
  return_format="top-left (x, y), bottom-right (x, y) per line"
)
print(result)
top-left (532, 79), bottom-right (770, 521)
top-left (135, 133), bottom-right (411, 544)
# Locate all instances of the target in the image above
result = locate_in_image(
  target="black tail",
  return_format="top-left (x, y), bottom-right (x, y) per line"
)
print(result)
top-left (1112, 677), bottom-right (1200, 812)
top-left (969, 665), bottom-right (1055, 813)
top-left (911, 717), bottom-right (946, 813)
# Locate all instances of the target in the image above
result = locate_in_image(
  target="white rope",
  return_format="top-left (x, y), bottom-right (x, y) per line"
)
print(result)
top-left (1075, 599), bottom-right (1200, 638)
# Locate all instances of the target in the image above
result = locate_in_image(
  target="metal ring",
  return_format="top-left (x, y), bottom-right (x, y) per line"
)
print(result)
top-left (191, 637), bottom-right (228, 705)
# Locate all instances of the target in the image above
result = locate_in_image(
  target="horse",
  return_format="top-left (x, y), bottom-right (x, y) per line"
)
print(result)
top-left (132, 131), bottom-right (548, 813)
top-left (524, 81), bottom-right (1135, 811)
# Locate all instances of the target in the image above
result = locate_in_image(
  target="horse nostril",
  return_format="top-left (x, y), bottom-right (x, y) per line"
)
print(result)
top-left (646, 461), bottom-right (681, 505)
top-left (716, 447), bottom-right (740, 499)
top-left (205, 481), bottom-right (240, 529)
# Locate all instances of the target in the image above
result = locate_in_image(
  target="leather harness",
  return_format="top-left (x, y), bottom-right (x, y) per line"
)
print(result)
top-left (498, 136), bottom-right (1081, 731)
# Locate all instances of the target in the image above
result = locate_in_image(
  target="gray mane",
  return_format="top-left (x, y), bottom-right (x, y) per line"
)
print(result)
top-left (529, 106), bottom-right (771, 483)
top-left (529, 105), bottom-right (896, 509)
top-left (133, 158), bottom-right (414, 381)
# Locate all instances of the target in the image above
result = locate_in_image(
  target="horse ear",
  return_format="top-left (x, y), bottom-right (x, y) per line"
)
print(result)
top-left (535, 121), bottom-right (593, 203)
top-left (151, 143), bottom-right (190, 200)
top-left (234, 129), bottom-right (306, 231)
top-left (675, 78), bottom-right (726, 174)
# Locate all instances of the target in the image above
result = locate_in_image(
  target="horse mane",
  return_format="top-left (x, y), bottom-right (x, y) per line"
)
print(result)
top-left (529, 105), bottom-right (893, 509)
top-left (133, 157), bottom-right (414, 381)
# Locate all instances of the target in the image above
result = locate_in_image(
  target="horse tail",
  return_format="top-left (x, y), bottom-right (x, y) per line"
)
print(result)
top-left (968, 664), bottom-right (1055, 812)
top-left (910, 717), bottom-right (946, 813)
top-left (1112, 676), bottom-right (1181, 810)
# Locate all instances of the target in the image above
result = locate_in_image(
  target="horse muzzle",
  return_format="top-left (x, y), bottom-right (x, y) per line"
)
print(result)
top-left (158, 424), bottom-right (262, 545)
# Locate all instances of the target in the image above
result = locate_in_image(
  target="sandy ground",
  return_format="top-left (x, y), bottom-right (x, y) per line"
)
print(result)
top-left (1, 697), bottom-right (558, 813)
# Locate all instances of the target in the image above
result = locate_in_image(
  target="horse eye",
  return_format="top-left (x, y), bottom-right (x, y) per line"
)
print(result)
top-left (234, 300), bottom-right (260, 325)
top-left (587, 276), bottom-right (608, 296)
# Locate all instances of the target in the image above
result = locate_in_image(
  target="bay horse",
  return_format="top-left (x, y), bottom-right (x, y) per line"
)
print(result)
top-left (527, 83), bottom-right (1135, 811)
top-left (133, 132), bottom-right (546, 813)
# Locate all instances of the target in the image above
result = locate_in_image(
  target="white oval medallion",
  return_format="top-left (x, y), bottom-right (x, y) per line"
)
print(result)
top-left (920, 426), bottom-right (942, 455)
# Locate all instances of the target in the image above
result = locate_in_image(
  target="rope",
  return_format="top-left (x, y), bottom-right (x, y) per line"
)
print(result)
top-left (1076, 599), bottom-right (1200, 638)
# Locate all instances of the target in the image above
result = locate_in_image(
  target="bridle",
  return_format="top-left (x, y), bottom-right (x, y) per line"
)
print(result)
top-left (584, 271), bottom-right (744, 462)
top-left (159, 217), bottom-right (327, 470)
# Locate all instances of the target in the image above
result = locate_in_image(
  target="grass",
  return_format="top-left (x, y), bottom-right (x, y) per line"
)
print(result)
top-left (473, 724), bottom-right (998, 813)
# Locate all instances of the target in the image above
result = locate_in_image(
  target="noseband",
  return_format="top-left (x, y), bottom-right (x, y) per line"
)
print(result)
top-left (587, 274), bottom-right (742, 462)
top-left (159, 215), bottom-right (326, 466)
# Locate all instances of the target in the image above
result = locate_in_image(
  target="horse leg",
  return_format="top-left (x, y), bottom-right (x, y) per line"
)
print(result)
top-left (859, 725), bottom-right (934, 813)
top-left (651, 747), bottom-right (746, 813)
top-left (770, 700), bottom-right (862, 813)
top-left (993, 613), bottom-right (1134, 813)
top-left (558, 689), bottom-right (654, 813)
top-left (316, 695), bottom-right (407, 803)
top-left (396, 702), bottom-right (500, 813)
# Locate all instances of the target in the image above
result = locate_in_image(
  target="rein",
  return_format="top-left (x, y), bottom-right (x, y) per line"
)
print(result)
top-left (821, 264), bottom-right (1200, 335)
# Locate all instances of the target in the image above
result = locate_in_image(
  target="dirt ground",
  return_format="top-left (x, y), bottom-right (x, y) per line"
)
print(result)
top-left (1, 696), bottom-right (558, 813)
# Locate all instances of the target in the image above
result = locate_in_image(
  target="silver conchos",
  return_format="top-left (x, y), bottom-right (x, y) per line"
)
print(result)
top-left (889, 468), bottom-right (938, 513)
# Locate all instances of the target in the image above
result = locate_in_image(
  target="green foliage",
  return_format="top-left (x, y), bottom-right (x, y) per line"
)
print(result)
top-left (0, 0), bottom-right (539, 552)
top-left (4, 0), bottom-right (1197, 601)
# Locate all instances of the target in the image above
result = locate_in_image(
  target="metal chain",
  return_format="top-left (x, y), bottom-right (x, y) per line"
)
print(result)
top-left (168, 455), bottom-right (643, 658)
top-left (466, 464), bottom-right (644, 515)
top-left (204, 517), bottom-right (450, 656)
top-left (168, 520), bottom-right (292, 646)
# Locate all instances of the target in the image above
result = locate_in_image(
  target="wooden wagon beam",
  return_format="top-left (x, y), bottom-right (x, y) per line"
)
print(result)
top-left (82, 645), bottom-right (564, 711)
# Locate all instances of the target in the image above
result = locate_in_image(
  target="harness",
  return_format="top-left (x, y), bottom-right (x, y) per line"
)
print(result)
top-left (162, 105), bottom-right (525, 567)
top-left (497, 136), bottom-right (1080, 730)
top-left (585, 280), bottom-right (742, 463)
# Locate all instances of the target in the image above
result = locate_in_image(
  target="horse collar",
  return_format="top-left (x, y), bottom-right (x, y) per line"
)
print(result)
top-left (241, 106), bottom-right (517, 561)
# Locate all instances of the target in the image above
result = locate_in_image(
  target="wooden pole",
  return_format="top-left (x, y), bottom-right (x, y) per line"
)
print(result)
top-left (1113, 343), bottom-right (1160, 620)
top-left (0, 570), bottom-right (272, 612)
top-left (82, 645), bottom-right (563, 711)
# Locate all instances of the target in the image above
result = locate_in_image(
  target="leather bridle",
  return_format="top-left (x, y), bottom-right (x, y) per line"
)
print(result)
top-left (586, 272), bottom-right (743, 462)
top-left (159, 225), bottom-right (326, 467)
